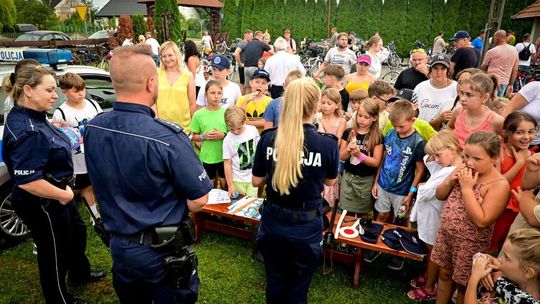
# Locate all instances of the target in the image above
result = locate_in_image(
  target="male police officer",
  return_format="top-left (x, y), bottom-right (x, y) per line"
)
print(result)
top-left (84, 45), bottom-right (213, 303)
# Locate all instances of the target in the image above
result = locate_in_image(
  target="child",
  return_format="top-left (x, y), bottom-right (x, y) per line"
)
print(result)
top-left (448, 73), bottom-right (505, 147)
top-left (257, 57), bottom-right (266, 71)
top-left (490, 111), bottom-right (537, 251)
top-left (367, 100), bottom-right (426, 270)
top-left (52, 72), bottom-right (103, 219)
top-left (466, 229), bottom-right (540, 304)
top-left (322, 64), bottom-right (349, 113)
top-left (196, 55), bottom-right (242, 109)
top-left (368, 80), bottom-right (396, 131)
top-left (339, 98), bottom-right (383, 218)
top-left (263, 70), bottom-right (303, 129)
top-left (223, 106), bottom-right (260, 197)
top-left (432, 131), bottom-right (510, 304)
top-left (190, 80), bottom-right (229, 188)
top-left (345, 89), bottom-right (369, 127)
top-left (318, 88), bottom-right (347, 207)
top-left (407, 131), bottom-right (463, 301)
top-left (236, 69), bottom-right (272, 131)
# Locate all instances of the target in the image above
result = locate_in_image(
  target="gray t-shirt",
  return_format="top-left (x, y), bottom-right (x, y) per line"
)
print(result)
top-left (324, 47), bottom-right (357, 74)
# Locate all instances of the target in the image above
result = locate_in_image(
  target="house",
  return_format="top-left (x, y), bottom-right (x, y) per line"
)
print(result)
top-left (512, 0), bottom-right (540, 41)
top-left (53, 0), bottom-right (112, 21)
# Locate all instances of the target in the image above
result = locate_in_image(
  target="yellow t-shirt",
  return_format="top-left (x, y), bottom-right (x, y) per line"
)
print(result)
top-left (382, 118), bottom-right (437, 142)
top-left (156, 69), bottom-right (192, 132)
top-left (236, 94), bottom-right (272, 130)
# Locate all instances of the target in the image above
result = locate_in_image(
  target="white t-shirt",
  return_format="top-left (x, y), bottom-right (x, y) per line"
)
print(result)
top-left (52, 99), bottom-right (103, 174)
top-left (515, 42), bottom-right (537, 66)
top-left (201, 35), bottom-right (212, 49)
top-left (324, 47), bottom-right (357, 74)
top-left (518, 81), bottom-right (540, 144)
top-left (222, 125), bottom-right (260, 183)
top-left (367, 49), bottom-right (389, 79)
top-left (196, 80), bottom-right (241, 108)
top-left (414, 80), bottom-right (458, 123)
top-left (146, 38), bottom-right (160, 55)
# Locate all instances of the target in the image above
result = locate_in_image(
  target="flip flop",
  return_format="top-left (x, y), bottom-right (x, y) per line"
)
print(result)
top-left (406, 286), bottom-right (437, 301)
top-left (410, 273), bottom-right (427, 288)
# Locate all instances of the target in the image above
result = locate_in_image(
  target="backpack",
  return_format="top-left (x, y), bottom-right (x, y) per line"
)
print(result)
top-left (518, 43), bottom-right (532, 61)
top-left (56, 98), bottom-right (99, 121)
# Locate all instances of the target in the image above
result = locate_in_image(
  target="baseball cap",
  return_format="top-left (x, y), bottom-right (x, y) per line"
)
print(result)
top-left (356, 55), bottom-right (371, 65)
top-left (252, 69), bottom-right (271, 82)
top-left (211, 55), bottom-right (231, 69)
top-left (429, 53), bottom-right (451, 68)
top-left (388, 88), bottom-right (417, 103)
top-left (449, 30), bottom-right (470, 41)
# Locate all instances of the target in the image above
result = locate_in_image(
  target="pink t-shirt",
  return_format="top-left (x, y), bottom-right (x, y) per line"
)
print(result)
top-left (482, 44), bottom-right (518, 85)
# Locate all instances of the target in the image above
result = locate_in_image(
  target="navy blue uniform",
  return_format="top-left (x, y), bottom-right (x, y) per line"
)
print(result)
top-left (84, 102), bottom-right (213, 304)
top-left (2, 106), bottom-right (92, 304)
top-left (252, 124), bottom-right (339, 304)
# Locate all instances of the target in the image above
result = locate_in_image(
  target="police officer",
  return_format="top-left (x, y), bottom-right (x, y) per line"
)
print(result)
top-left (2, 65), bottom-right (104, 304)
top-left (252, 77), bottom-right (340, 304)
top-left (84, 45), bottom-right (213, 304)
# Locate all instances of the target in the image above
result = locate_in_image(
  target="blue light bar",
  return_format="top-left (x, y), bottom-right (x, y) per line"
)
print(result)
top-left (22, 49), bottom-right (72, 65)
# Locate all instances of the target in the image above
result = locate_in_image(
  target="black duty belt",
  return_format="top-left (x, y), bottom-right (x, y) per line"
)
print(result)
top-left (265, 201), bottom-right (322, 221)
top-left (113, 226), bottom-right (181, 248)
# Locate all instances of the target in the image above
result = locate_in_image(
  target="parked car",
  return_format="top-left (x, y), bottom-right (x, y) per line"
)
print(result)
top-left (15, 24), bottom-right (38, 33)
top-left (15, 31), bottom-right (71, 42)
top-left (88, 29), bottom-right (116, 40)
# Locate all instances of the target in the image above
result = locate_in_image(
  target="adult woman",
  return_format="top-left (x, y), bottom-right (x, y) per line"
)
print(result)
top-left (414, 53), bottom-right (457, 130)
top-left (344, 55), bottom-right (376, 95)
top-left (155, 41), bottom-right (196, 132)
top-left (262, 32), bottom-right (273, 60)
top-left (2, 65), bottom-right (100, 304)
top-left (502, 81), bottom-right (540, 149)
top-left (183, 39), bottom-right (205, 97)
top-left (365, 35), bottom-right (389, 79)
top-left (252, 78), bottom-right (339, 304)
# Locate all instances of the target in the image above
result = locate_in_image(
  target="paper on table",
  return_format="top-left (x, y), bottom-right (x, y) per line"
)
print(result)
top-left (207, 189), bottom-right (232, 205)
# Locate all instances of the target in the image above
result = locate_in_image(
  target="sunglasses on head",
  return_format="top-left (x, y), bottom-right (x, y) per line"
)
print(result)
top-left (410, 48), bottom-right (426, 55)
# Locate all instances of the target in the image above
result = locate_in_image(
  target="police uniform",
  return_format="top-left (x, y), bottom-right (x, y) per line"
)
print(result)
top-left (2, 106), bottom-right (93, 304)
top-left (84, 102), bottom-right (213, 303)
top-left (252, 124), bottom-right (339, 304)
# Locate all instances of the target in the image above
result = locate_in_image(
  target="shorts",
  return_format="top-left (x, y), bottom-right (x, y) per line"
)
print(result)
top-left (73, 174), bottom-right (92, 190)
top-left (374, 186), bottom-right (405, 216)
top-left (243, 67), bottom-right (257, 86)
top-left (203, 162), bottom-right (225, 180)
top-left (338, 171), bottom-right (374, 213)
top-left (233, 181), bottom-right (257, 197)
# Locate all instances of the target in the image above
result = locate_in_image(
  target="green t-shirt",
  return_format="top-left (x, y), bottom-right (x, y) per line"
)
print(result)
top-left (190, 107), bottom-right (228, 164)
top-left (382, 118), bottom-right (437, 142)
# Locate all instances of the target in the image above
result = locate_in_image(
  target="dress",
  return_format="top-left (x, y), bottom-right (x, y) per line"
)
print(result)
top-left (453, 109), bottom-right (494, 147)
top-left (318, 119), bottom-right (341, 206)
top-left (156, 69), bottom-right (192, 132)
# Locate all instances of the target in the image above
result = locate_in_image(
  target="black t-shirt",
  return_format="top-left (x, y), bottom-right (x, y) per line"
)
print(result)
top-left (243, 38), bottom-right (271, 67)
top-left (341, 128), bottom-right (382, 177)
top-left (340, 88), bottom-right (350, 112)
top-left (451, 47), bottom-right (479, 80)
top-left (394, 68), bottom-right (428, 90)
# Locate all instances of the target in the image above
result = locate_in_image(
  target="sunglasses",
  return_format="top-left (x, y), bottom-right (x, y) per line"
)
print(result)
top-left (376, 96), bottom-right (391, 104)
top-left (410, 48), bottom-right (426, 55)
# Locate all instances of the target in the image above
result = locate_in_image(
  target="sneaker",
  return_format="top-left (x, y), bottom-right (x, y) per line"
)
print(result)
top-left (32, 243), bottom-right (37, 255)
top-left (363, 250), bottom-right (381, 263)
top-left (388, 256), bottom-right (404, 270)
top-left (338, 243), bottom-right (350, 253)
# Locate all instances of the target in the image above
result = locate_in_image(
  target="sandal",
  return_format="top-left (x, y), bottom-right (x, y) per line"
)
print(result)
top-left (409, 273), bottom-right (427, 288)
top-left (407, 286), bottom-right (437, 301)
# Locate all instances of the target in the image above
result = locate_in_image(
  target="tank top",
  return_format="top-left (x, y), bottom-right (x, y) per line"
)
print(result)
top-left (501, 145), bottom-right (528, 212)
top-left (345, 78), bottom-right (370, 94)
top-left (454, 109), bottom-right (494, 147)
top-left (156, 69), bottom-right (192, 132)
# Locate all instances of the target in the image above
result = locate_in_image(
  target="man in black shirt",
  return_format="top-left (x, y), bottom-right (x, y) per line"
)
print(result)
top-left (450, 31), bottom-right (479, 79)
top-left (242, 31), bottom-right (271, 87)
top-left (394, 49), bottom-right (429, 90)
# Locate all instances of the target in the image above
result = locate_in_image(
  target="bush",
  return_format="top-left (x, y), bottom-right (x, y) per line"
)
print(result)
top-left (132, 13), bottom-right (147, 38)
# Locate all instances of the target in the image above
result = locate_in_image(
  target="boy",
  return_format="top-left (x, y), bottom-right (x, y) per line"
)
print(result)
top-left (369, 100), bottom-right (426, 270)
top-left (53, 72), bottom-right (102, 220)
top-left (236, 69), bottom-right (272, 131)
top-left (368, 80), bottom-right (396, 131)
top-left (196, 55), bottom-right (242, 109)
top-left (263, 70), bottom-right (303, 129)
top-left (382, 88), bottom-right (437, 141)
top-left (345, 89), bottom-right (369, 128)
top-left (322, 64), bottom-right (349, 112)
top-left (223, 106), bottom-right (260, 197)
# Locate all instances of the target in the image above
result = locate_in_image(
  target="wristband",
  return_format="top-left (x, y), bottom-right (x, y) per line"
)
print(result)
top-left (200, 134), bottom-right (205, 141)
top-left (409, 186), bottom-right (417, 193)
top-left (358, 152), bottom-right (367, 163)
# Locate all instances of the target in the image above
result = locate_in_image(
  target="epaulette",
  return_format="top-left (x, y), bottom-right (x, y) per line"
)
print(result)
top-left (317, 131), bottom-right (338, 142)
top-left (154, 118), bottom-right (184, 134)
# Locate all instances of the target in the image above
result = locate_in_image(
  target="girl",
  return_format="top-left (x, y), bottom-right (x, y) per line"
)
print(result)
top-left (448, 73), bottom-right (505, 147)
top-left (339, 98), bottom-right (383, 218)
top-left (318, 88), bottom-right (347, 207)
top-left (490, 112), bottom-right (537, 251)
top-left (408, 131), bottom-right (463, 301)
top-left (466, 229), bottom-right (540, 304)
top-left (432, 131), bottom-right (510, 304)
top-left (190, 80), bottom-right (228, 188)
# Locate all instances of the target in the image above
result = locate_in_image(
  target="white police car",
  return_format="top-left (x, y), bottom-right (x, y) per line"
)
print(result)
top-left (0, 48), bottom-right (115, 244)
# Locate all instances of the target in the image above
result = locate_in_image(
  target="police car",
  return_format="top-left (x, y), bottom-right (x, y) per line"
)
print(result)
top-left (0, 48), bottom-right (116, 244)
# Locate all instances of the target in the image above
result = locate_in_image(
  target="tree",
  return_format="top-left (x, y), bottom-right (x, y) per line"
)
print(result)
top-left (222, 0), bottom-right (240, 39)
top-left (154, 0), bottom-right (182, 42)
top-left (442, 0), bottom-right (460, 43)
top-left (380, 0), bottom-right (407, 54)
top-left (405, 0), bottom-right (431, 52)
top-left (117, 16), bottom-right (134, 44)
top-left (0, 0), bottom-right (17, 31)
top-left (15, 0), bottom-right (58, 29)
top-left (132, 13), bottom-right (147, 38)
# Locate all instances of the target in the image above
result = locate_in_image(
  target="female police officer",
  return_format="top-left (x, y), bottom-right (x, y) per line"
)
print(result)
top-left (2, 65), bottom-right (96, 304)
top-left (252, 77), bottom-right (340, 304)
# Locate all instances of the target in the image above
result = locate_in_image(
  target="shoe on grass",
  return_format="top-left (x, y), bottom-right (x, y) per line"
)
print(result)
top-left (407, 286), bottom-right (437, 301)
top-left (388, 256), bottom-right (404, 270)
top-left (363, 250), bottom-right (381, 263)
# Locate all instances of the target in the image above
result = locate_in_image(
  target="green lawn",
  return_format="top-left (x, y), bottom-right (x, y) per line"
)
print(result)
top-left (0, 206), bottom-right (422, 304)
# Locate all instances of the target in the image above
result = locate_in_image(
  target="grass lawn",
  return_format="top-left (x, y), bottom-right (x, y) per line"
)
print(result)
top-left (0, 205), bottom-right (422, 304)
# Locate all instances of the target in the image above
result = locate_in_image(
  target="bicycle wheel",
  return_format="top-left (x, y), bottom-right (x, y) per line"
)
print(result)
top-left (216, 44), bottom-right (226, 55)
top-left (388, 54), bottom-right (401, 69)
top-left (382, 70), bottom-right (400, 85)
top-left (97, 59), bottom-right (110, 71)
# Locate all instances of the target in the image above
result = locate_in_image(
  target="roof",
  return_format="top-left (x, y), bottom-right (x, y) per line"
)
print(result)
top-left (96, 0), bottom-right (147, 17)
top-left (136, 0), bottom-right (223, 8)
top-left (46, 0), bottom-right (63, 8)
top-left (512, 0), bottom-right (540, 20)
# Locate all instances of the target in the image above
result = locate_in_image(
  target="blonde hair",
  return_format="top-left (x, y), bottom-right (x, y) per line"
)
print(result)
top-left (4, 65), bottom-right (56, 107)
top-left (425, 130), bottom-right (462, 156)
top-left (351, 98), bottom-right (381, 153)
top-left (273, 78), bottom-right (321, 195)
top-left (321, 87), bottom-right (342, 117)
top-left (486, 97), bottom-right (508, 115)
top-left (367, 35), bottom-right (382, 49)
top-left (461, 73), bottom-right (497, 104)
top-left (159, 41), bottom-right (183, 72)
top-left (224, 105), bottom-right (246, 127)
top-left (389, 100), bottom-right (416, 122)
top-left (508, 229), bottom-right (540, 280)
top-left (284, 70), bottom-right (303, 86)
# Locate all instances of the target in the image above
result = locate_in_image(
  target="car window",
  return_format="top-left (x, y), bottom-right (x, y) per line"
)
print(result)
top-left (54, 34), bottom-right (69, 41)
top-left (48, 75), bottom-right (115, 115)
top-left (15, 33), bottom-right (40, 41)
top-left (42, 34), bottom-right (54, 41)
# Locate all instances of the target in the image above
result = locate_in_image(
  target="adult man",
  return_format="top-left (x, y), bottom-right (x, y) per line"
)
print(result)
top-left (394, 48), bottom-right (429, 90)
top-left (283, 29), bottom-right (296, 54)
top-left (145, 31), bottom-right (160, 65)
top-left (481, 30), bottom-right (519, 96)
top-left (233, 29), bottom-right (253, 92)
top-left (264, 37), bottom-right (305, 98)
top-left (241, 31), bottom-right (271, 88)
top-left (328, 27), bottom-right (338, 47)
top-left (450, 31), bottom-right (479, 79)
top-left (313, 32), bottom-right (357, 79)
top-left (515, 33), bottom-right (537, 74)
top-left (471, 30), bottom-right (484, 53)
top-left (84, 46), bottom-right (213, 304)
top-left (432, 31), bottom-right (448, 55)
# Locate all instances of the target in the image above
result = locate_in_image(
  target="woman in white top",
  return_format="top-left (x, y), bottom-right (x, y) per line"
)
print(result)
top-left (365, 35), bottom-right (389, 79)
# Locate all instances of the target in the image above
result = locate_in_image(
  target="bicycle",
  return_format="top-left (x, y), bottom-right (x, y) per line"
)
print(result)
top-left (96, 51), bottom-right (113, 71)
top-left (514, 64), bottom-right (537, 92)
top-left (381, 63), bottom-right (408, 85)
top-left (384, 41), bottom-right (401, 69)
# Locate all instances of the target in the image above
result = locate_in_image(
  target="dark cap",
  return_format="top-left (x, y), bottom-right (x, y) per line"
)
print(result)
top-left (449, 30), bottom-right (470, 41)
top-left (211, 55), bottom-right (231, 69)
top-left (429, 53), bottom-right (451, 68)
top-left (388, 88), bottom-right (418, 103)
top-left (252, 69), bottom-right (271, 82)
